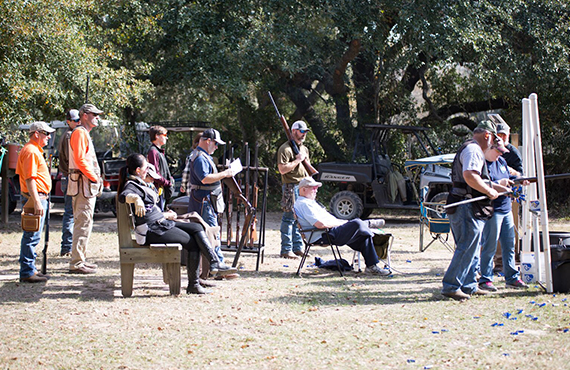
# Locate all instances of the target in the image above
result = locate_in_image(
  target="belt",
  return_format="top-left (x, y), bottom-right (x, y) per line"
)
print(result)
top-left (22, 192), bottom-right (49, 199)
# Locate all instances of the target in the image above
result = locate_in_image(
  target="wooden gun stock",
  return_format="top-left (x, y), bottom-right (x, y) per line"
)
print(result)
top-left (268, 91), bottom-right (318, 177)
top-left (223, 177), bottom-right (251, 209)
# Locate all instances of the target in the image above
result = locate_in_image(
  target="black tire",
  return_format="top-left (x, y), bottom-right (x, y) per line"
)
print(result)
top-left (330, 191), bottom-right (364, 220)
top-left (427, 192), bottom-right (448, 219)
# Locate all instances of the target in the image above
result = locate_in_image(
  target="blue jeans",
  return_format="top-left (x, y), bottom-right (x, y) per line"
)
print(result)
top-left (60, 177), bottom-right (74, 254)
top-left (442, 203), bottom-right (485, 294)
top-left (280, 184), bottom-right (303, 254)
top-left (480, 211), bottom-right (520, 284)
top-left (280, 211), bottom-right (304, 254)
top-left (19, 198), bottom-right (48, 279)
top-left (188, 192), bottom-right (224, 263)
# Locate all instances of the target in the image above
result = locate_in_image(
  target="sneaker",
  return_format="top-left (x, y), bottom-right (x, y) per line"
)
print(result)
top-left (367, 219), bottom-right (386, 229)
top-left (471, 288), bottom-right (490, 296)
top-left (478, 281), bottom-right (498, 292)
top-left (280, 252), bottom-right (299, 259)
top-left (506, 279), bottom-right (529, 289)
top-left (366, 264), bottom-right (390, 276)
top-left (84, 261), bottom-right (98, 269)
top-left (442, 290), bottom-right (470, 301)
top-left (69, 264), bottom-right (97, 274)
top-left (60, 250), bottom-right (71, 257)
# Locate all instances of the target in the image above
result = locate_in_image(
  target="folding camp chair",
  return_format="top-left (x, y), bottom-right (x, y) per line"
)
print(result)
top-left (352, 232), bottom-right (394, 272)
top-left (293, 211), bottom-right (345, 277)
top-left (418, 186), bottom-right (454, 252)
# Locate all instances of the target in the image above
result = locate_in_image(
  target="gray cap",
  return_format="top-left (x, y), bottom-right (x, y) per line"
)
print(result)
top-left (299, 177), bottom-right (322, 188)
top-left (79, 103), bottom-right (103, 115)
top-left (291, 121), bottom-right (310, 131)
top-left (497, 123), bottom-right (510, 134)
top-left (29, 121), bottom-right (55, 134)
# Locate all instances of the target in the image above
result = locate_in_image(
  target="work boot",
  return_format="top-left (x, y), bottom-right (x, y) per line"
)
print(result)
top-left (186, 252), bottom-right (211, 295)
top-left (193, 231), bottom-right (237, 276)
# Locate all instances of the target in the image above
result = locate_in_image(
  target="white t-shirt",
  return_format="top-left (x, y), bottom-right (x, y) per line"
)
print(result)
top-left (294, 196), bottom-right (340, 243)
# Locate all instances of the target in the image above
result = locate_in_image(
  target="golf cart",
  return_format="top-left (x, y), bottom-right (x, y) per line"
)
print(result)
top-left (317, 124), bottom-right (453, 219)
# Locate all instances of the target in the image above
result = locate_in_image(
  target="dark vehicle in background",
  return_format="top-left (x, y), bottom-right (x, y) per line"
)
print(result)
top-left (317, 124), bottom-right (452, 220)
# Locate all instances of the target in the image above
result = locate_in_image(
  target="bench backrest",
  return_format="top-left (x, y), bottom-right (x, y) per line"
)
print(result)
top-left (116, 196), bottom-right (136, 249)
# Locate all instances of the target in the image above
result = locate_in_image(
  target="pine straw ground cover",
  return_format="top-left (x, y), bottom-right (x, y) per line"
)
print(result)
top-left (0, 208), bottom-right (569, 370)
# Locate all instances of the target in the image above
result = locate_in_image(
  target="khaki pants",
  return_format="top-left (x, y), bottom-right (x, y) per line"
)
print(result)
top-left (70, 191), bottom-right (96, 269)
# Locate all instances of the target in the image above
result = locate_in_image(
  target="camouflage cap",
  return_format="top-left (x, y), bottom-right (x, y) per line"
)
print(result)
top-left (476, 120), bottom-right (497, 135)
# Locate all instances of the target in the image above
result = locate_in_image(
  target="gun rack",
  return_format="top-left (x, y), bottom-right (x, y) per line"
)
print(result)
top-left (219, 143), bottom-right (268, 271)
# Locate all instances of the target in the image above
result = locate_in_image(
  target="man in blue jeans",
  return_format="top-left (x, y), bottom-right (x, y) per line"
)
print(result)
top-left (277, 121), bottom-right (312, 259)
top-left (57, 109), bottom-right (79, 256)
top-left (16, 121), bottom-right (55, 282)
top-left (442, 121), bottom-right (511, 301)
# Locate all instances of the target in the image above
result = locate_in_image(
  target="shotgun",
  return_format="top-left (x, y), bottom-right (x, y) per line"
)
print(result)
top-left (226, 142), bottom-right (233, 247)
top-left (267, 91), bottom-right (318, 177)
top-left (41, 153), bottom-right (52, 274)
top-left (513, 173), bottom-right (570, 184)
top-left (444, 172), bottom-right (570, 210)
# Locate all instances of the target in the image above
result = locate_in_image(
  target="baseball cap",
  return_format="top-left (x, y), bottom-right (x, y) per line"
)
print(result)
top-left (202, 128), bottom-right (226, 145)
top-left (29, 121), bottom-right (55, 134)
top-left (491, 136), bottom-right (510, 154)
top-left (79, 103), bottom-right (104, 115)
top-left (497, 123), bottom-right (510, 135)
top-left (146, 163), bottom-right (161, 180)
top-left (66, 109), bottom-right (80, 121)
top-left (476, 120), bottom-right (497, 135)
top-left (291, 121), bottom-right (310, 132)
top-left (299, 177), bottom-right (322, 188)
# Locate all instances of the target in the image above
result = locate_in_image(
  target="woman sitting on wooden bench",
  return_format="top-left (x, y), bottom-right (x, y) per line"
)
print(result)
top-left (118, 153), bottom-right (236, 294)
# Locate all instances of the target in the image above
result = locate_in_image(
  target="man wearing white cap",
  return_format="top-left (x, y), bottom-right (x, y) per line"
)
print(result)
top-left (294, 177), bottom-right (389, 275)
top-left (277, 120), bottom-right (312, 259)
top-left (67, 103), bottom-right (104, 274)
top-left (16, 121), bottom-right (55, 282)
top-left (57, 109), bottom-right (80, 256)
top-left (186, 128), bottom-right (235, 269)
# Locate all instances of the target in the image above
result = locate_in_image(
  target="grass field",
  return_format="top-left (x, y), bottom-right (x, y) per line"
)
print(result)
top-left (1, 207), bottom-right (569, 369)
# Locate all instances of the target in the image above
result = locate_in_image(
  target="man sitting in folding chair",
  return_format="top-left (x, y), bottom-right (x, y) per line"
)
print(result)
top-left (294, 177), bottom-right (390, 276)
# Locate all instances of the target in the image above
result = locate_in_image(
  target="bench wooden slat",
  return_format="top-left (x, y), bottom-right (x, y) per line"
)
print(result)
top-left (116, 196), bottom-right (182, 297)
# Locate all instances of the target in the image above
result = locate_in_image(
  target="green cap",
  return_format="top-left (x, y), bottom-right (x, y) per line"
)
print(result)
top-left (476, 120), bottom-right (497, 135)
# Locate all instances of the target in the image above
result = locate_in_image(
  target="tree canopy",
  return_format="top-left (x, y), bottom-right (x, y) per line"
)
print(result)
top-left (2, 0), bottom-right (570, 199)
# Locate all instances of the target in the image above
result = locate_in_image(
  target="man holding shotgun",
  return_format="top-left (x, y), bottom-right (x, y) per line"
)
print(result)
top-left (277, 120), bottom-right (312, 259)
top-left (16, 121), bottom-right (54, 283)
top-left (441, 120), bottom-right (511, 301)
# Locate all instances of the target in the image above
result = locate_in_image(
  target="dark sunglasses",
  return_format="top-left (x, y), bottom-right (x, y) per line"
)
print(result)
top-left (299, 129), bottom-right (309, 134)
top-left (38, 130), bottom-right (51, 136)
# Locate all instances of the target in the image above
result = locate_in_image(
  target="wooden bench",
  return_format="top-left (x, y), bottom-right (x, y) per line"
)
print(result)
top-left (116, 197), bottom-right (182, 297)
